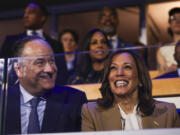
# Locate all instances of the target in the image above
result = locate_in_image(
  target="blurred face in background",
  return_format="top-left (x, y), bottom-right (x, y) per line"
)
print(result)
top-left (170, 13), bottom-right (180, 35)
top-left (23, 3), bottom-right (46, 30)
top-left (61, 32), bottom-right (78, 53)
top-left (99, 8), bottom-right (118, 37)
top-left (89, 32), bottom-right (109, 61)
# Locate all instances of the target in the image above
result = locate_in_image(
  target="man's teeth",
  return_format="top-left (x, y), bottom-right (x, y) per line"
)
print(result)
top-left (115, 81), bottom-right (128, 87)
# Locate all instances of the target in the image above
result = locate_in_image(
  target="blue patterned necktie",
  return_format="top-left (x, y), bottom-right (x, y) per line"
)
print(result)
top-left (27, 98), bottom-right (40, 134)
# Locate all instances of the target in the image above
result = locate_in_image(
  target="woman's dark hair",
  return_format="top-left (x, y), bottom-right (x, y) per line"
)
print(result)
top-left (59, 29), bottom-right (79, 44)
top-left (79, 28), bottom-right (110, 51)
top-left (169, 7), bottom-right (180, 18)
top-left (76, 28), bottom-right (110, 79)
top-left (58, 29), bottom-right (79, 53)
top-left (97, 50), bottom-right (155, 116)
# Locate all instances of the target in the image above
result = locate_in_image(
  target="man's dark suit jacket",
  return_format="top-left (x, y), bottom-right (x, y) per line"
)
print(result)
top-left (116, 38), bottom-right (135, 49)
top-left (110, 38), bottom-right (137, 54)
top-left (4, 84), bottom-right (87, 134)
top-left (155, 70), bottom-right (179, 79)
top-left (0, 32), bottom-right (60, 58)
top-left (55, 54), bottom-right (77, 85)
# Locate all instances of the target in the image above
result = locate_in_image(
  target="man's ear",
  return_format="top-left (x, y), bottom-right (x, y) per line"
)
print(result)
top-left (13, 62), bottom-right (23, 78)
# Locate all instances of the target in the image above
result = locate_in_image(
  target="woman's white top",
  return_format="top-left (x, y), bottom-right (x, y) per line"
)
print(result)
top-left (118, 104), bottom-right (142, 130)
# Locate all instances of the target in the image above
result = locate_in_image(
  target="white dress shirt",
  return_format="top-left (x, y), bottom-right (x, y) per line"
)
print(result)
top-left (20, 85), bottom-right (46, 134)
top-left (108, 35), bottom-right (118, 50)
top-left (27, 29), bottom-right (44, 38)
top-left (118, 104), bottom-right (142, 130)
top-left (66, 55), bottom-right (75, 71)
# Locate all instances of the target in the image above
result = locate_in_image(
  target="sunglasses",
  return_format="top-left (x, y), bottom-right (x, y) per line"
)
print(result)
top-left (169, 15), bottom-right (180, 22)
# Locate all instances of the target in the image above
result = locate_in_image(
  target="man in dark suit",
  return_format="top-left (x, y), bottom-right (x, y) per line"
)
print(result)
top-left (4, 36), bottom-right (87, 134)
top-left (98, 7), bottom-right (135, 50)
top-left (0, 2), bottom-right (60, 58)
top-left (155, 44), bottom-right (180, 79)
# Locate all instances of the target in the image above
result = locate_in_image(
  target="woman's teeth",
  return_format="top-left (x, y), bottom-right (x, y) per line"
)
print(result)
top-left (115, 80), bottom-right (128, 87)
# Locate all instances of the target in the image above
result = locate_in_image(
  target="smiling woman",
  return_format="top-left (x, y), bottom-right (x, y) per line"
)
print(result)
top-left (108, 52), bottom-right (139, 101)
top-left (68, 28), bottom-right (110, 84)
top-left (81, 50), bottom-right (180, 131)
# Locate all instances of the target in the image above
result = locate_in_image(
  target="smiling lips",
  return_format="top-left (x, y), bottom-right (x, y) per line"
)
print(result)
top-left (115, 80), bottom-right (128, 88)
top-left (94, 50), bottom-right (107, 55)
top-left (39, 73), bottom-right (54, 80)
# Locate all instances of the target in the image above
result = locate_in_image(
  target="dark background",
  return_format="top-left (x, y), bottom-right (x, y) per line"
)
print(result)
top-left (0, 0), bottom-right (175, 12)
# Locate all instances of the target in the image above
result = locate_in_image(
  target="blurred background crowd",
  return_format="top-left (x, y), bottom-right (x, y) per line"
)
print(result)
top-left (0, 0), bottom-right (180, 85)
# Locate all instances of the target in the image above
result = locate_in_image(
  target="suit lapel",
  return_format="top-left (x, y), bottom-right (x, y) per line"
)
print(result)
top-left (117, 39), bottom-right (125, 48)
top-left (43, 33), bottom-right (51, 43)
top-left (5, 84), bottom-right (21, 134)
top-left (41, 88), bottom-right (65, 133)
top-left (142, 115), bottom-right (160, 129)
top-left (99, 104), bottom-right (160, 130)
top-left (100, 104), bottom-right (122, 130)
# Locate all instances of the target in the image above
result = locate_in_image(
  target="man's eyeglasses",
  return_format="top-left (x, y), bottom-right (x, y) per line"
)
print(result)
top-left (169, 16), bottom-right (180, 22)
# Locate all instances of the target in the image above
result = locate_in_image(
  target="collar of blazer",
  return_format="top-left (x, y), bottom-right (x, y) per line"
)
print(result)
top-left (96, 103), bottom-right (159, 129)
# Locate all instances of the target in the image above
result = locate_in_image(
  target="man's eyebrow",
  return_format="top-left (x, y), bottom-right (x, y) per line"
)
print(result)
top-left (36, 58), bottom-right (44, 60)
top-left (33, 56), bottom-right (55, 62)
top-left (33, 58), bottom-right (45, 63)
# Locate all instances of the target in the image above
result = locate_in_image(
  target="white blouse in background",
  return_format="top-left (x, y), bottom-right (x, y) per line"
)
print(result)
top-left (159, 44), bottom-right (177, 67)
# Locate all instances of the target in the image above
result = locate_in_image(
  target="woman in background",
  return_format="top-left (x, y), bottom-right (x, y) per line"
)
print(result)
top-left (69, 29), bottom-right (111, 84)
top-left (156, 7), bottom-right (180, 73)
top-left (56, 29), bottom-right (79, 85)
top-left (59, 29), bottom-right (78, 74)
